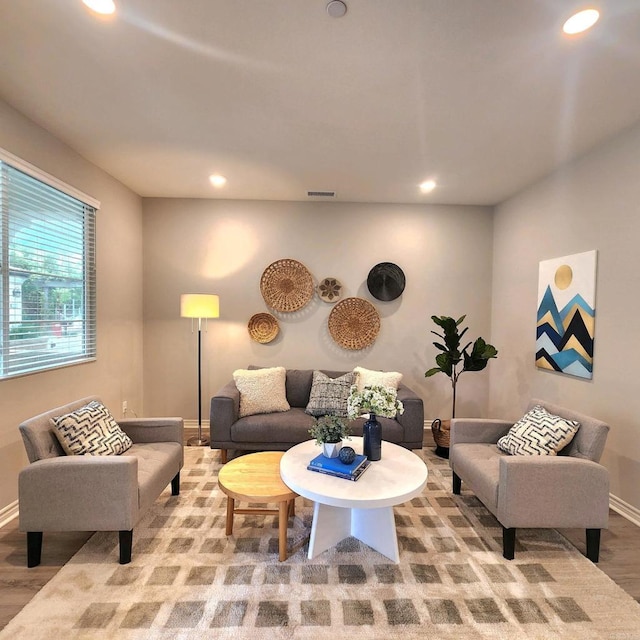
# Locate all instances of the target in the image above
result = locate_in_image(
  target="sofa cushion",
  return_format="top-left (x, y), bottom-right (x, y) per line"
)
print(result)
top-left (285, 369), bottom-right (315, 408)
top-left (50, 400), bottom-right (133, 456)
top-left (233, 366), bottom-right (290, 417)
top-left (497, 405), bottom-right (580, 456)
top-left (124, 442), bottom-right (183, 514)
top-left (231, 408), bottom-right (316, 444)
top-left (353, 366), bottom-right (403, 391)
top-left (450, 442), bottom-right (502, 513)
top-left (305, 370), bottom-right (356, 417)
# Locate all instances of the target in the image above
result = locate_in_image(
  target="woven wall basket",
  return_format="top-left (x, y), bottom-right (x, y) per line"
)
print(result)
top-left (328, 297), bottom-right (380, 350)
top-left (260, 259), bottom-right (314, 312)
top-left (248, 312), bottom-right (279, 343)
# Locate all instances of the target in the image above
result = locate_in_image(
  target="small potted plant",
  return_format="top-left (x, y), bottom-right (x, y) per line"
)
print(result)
top-left (309, 415), bottom-right (351, 458)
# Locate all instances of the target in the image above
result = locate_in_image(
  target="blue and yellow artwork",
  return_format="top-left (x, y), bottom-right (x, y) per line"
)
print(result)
top-left (536, 250), bottom-right (597, 379)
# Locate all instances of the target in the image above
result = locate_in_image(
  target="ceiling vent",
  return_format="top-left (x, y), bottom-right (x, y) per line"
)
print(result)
top-left (307, 190), bottom-right (336, 198)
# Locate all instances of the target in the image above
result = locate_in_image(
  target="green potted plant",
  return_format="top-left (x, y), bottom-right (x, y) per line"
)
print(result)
top-left (425, 315), bottom-right (498, 456)
top-left (308, 415), bottom-right (351, 458)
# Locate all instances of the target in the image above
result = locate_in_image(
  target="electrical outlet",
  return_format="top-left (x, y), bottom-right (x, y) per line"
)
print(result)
top-left (122, 400), bottom-right (128, 415)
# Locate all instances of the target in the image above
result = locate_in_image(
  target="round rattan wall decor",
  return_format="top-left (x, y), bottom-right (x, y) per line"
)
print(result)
top-left (260, 259), bottom-right (314, 312)
top-left (317, 277), bottom-right (343, 303)
top-left (248, 312), bottom-right (279, 344)
top-left (328, 297), bottom-right (380, 350)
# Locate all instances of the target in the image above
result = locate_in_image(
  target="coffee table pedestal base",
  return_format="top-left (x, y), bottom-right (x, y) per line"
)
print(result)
top-left (308, 502), bottom-right (400, 563)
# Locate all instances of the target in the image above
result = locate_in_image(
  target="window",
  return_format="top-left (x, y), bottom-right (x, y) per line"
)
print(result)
top-left (0, 150), bottom-right (99, 378)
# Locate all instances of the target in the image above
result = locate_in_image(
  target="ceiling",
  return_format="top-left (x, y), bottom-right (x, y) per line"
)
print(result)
top-left (1, 0), bottom-right (639, 206)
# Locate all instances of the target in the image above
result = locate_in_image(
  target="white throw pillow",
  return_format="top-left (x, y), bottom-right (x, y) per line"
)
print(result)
top-left (353, 366), bottom-right (403, 392)
top-left (233, 366), bottom-right (290, 418)
top-left (51, 400), bottom-right (133, 456)
top-left (497, 405), bottom-right (580, 456)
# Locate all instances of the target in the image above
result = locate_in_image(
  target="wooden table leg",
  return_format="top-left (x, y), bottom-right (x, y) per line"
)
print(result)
top-left (278, 500), bottom-right (288, 561)
top-left (288, 498), bottom-right (296, 518)
top-left (226, 497), bottom-right (235, 535)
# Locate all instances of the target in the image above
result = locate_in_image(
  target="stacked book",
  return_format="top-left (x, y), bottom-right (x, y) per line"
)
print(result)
top-left (307, 452), bottom-right (370, 481)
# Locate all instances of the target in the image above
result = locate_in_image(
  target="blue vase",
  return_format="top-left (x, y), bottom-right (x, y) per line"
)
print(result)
top-left (363, 412), bottom-right (382, 461)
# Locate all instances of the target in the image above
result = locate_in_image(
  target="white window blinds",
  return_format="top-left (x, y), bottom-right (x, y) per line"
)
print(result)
top-left (0, 157), bottom-right (97, 378)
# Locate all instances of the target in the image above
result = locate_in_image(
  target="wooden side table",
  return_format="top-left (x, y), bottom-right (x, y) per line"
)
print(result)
top-left (218, 451), bottom-right (298, 561)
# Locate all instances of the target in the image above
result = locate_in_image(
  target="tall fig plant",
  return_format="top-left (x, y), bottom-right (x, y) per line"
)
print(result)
top-left (424, 315), bottom-right (498, 418)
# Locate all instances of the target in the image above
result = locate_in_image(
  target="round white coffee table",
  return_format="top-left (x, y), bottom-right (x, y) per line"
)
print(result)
top-left (280, 437), bottom-right (427, 563)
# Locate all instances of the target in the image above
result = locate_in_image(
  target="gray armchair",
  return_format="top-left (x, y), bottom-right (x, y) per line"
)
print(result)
top-left (18, 396), bottom-right (183, 566)
top-left (449, 399), bottom-right (610, 561)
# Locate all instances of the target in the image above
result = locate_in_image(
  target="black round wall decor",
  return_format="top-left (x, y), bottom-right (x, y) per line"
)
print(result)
top-left (367, 262), bottom-right (406, 301)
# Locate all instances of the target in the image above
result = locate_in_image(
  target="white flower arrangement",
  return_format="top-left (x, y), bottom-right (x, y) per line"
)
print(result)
top-left (347, 384), bottom-right (404, 419)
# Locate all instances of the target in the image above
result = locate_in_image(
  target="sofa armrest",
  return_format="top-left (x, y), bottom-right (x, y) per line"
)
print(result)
top-left (497, 455), bottom-right (610, 529)
top-left (450, 418), bottom-right (514, 446)
top-left (119, 417), bottom-right (184, 445)
top-left (210, 380), bottom-right (240, 445)
top-left (19, 455), bottom-right (139, 532)
top-left (396, 384), bottom-right (424, 445)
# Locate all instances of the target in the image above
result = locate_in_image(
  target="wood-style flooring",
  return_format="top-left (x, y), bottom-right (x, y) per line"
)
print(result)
top-left (1, 429), bottom-right (639, 630)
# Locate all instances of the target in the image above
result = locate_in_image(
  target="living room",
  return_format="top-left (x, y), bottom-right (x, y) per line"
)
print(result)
top-left (1, 1), bottom-right (640, 637)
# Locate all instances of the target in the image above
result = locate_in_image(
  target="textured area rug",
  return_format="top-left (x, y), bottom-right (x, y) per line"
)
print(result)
top-left (3, 447), bottom-right (640, 640)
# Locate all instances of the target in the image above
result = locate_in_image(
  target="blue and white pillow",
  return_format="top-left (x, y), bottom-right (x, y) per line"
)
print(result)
top-left (51, 400), bottom-right (133, 456)
top-left (497, 405), bottom-right (580, 456)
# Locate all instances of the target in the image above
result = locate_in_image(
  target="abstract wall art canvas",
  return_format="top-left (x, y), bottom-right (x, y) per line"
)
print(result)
top-left (536, 250), bottom-right (597, 379)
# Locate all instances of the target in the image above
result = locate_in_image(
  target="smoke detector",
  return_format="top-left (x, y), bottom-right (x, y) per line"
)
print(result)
top-left (326, 1), bottom-right (347, 18)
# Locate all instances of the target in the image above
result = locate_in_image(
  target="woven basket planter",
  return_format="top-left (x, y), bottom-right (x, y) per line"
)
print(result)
top-left (431, 418), bottom-right (451, 458)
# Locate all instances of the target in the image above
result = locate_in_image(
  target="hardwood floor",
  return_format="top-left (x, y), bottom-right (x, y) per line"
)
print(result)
top-left (1, 430), bottom-right (639, 630)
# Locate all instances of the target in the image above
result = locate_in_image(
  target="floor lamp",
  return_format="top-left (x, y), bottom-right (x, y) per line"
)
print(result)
top-left (181, 293), bottom-right (220, 447)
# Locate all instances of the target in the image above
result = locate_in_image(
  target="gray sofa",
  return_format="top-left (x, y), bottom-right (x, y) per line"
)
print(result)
top-left (449, 398), bottom-right (610, 561)
top-left (210, 368), bottom-right (424, 463)
top-left (18, 396), bottom-right (184, 566)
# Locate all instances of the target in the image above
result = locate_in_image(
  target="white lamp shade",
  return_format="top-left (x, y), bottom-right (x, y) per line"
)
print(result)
top-left (180, 294), bottom-right (220, 319)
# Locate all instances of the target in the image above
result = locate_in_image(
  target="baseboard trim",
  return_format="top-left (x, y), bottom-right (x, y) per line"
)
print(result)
top-left (0, 500), bottom-right (19, 529)
top-left (610, 493), bottom-right (640, 528)
top-left (184, 419), bottom-right (210, 430)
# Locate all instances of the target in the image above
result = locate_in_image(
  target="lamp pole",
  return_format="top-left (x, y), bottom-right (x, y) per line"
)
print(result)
top-left (181, 294), bottom-right (219, 447)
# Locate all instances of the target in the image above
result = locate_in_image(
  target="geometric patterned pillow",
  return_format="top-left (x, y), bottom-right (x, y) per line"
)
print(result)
top-left (50, 400), bottom-right (133, 456)
top-left (497, 405), bottom-right (580, 456)
top-left (305, 370), bottom-right (356, 417)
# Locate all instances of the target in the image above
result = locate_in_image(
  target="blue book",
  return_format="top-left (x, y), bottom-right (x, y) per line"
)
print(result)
top-left (308, 452), bottom-right (367, 476)
top-left (307, 459), bottom-right (371, 481)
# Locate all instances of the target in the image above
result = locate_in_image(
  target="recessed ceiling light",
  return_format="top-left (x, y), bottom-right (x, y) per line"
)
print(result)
top-left (419, 180), bottom-right (436, 193)
top-left (563, 9), bottom-right (600, 35)
top-left (327, 1), bottom-right (347, 18)
top-left (82, 0), bottom-right (116, 15)
top-left (209, 174), bottom-right (227, 188)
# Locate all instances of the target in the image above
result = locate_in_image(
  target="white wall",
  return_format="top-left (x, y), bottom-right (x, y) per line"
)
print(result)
top-left (489, 122), bottom-right (640, 512)
top-left (142, 198), bottom-right (494, 424)
top-left (0, 100), bottom-right (144, 513)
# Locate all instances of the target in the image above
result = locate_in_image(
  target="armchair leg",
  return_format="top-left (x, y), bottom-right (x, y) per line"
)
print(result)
top-left (502, 527), bottom-right (516, 560)
top-left (452, 472), bottom-right (461, 495)
top-left (220, 449), bottom-right (228, 464)
top-left (27, 532), bottom-right (43, 568)
top-left (119, 530), bottom-right (133, 564)
top-left (586, 528), bottom-right (601, 562)
top-left (171, 471), bottom-right (180, 496)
